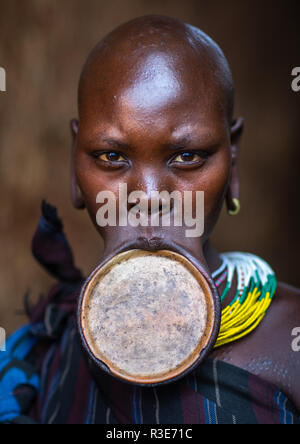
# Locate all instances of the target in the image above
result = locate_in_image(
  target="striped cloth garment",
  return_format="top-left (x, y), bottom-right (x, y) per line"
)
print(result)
top-left (0, 202), bottom-right (299, 424)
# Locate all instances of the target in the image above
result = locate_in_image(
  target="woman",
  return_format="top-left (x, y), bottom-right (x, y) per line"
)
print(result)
top-left (1, 15), bottom-right (299, 424)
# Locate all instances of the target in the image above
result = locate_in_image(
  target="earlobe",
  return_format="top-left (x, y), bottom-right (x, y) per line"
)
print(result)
top-left (70, 118), bottom-right (85, 210)
top-left (71, 179), bottom-right (86, 210)
top-left (226, 117), bottom-right (244, 216)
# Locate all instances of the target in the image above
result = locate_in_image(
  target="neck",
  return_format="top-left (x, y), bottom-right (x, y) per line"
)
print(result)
top-left (203, 239), bottom-right (223, 275)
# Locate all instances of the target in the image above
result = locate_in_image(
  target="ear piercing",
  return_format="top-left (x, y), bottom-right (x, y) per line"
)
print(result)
top-left (228, 198), bottom-right (240, 216)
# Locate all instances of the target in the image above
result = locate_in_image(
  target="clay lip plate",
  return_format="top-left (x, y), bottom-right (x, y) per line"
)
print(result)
top-left (79, 249), bottom-right (218, 386)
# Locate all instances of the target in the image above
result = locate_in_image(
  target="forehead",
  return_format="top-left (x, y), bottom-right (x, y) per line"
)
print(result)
top-left (78, 46), bottom-right (229, 144)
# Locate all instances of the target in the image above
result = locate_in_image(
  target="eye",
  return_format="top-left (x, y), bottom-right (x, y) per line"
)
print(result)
top-left (172, 152), bottom-right (206, 164)
top-left (175, 152), bottom-right (199, 162)
top-left (97, 151), bottom-right (126, 162)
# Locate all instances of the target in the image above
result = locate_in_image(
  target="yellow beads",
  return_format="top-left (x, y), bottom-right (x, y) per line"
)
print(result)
top-left (214, 288), bottom-right (272, 348)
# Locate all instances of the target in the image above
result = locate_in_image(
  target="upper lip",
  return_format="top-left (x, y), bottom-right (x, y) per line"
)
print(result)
top-left (116, 236), bottom-right (187, 255)
top-left (136, 236), bottom-right (165, 251)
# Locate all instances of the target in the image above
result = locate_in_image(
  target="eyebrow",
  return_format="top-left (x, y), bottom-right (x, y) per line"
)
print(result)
top-left (102, 137), bottom-right (133, 150)
top-left (165, 136), bottom-right (192, 150)
top-left (84, 136), bottom-right (134, 151)
top-left (165, 135), bottom-right (220, 150)
top-left (85, 133), bottom-right (220, 151)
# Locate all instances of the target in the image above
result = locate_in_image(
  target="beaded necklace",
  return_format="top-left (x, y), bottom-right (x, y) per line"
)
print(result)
top-left (213, 252), bottom-right (277, 348)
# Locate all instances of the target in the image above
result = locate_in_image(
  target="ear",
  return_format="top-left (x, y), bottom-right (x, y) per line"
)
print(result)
top-left (70, 118), bottom-right (85, 210)
top-left (226, 117), bottom-right (244, 214)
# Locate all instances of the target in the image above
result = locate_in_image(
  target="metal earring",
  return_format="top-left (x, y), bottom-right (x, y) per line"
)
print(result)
top-left (228, 198), bottom-right (240, 216)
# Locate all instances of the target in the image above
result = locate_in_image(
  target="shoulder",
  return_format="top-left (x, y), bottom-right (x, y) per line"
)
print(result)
top-left (273, 281), bottom-right (300, 309)
top-left (265, 281), bottom-right (300, 357)
top-left (253, 281), bottom-right (300, 410)
top-left (270, 282), bottom-right (300, 334)
top-left (263, 281), bottom-right (300, 410)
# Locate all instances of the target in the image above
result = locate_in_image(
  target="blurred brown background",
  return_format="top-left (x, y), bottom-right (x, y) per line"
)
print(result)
top-left (0, 0), bottom-right (299, 334)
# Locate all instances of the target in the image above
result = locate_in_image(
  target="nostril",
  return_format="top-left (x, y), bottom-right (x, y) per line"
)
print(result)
top-left (127, 201), bottom-right (137, 212)
top-left (126, 195), bottom-right (174, 216)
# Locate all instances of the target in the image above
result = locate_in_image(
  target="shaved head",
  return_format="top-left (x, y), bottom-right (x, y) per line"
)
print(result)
top-left (78, 15), bottom-right (234, 123)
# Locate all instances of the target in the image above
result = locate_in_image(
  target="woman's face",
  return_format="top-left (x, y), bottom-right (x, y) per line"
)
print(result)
top-left (73, 48), bottom-right (241, 259)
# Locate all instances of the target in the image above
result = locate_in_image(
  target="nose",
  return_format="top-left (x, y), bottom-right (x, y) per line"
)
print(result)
top-left (126, 168), bottom-right (174, 216)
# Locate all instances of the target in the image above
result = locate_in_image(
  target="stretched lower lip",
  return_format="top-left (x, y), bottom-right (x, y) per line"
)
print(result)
top-left (102, 237), bottom-right (204, 275)
top-left (116, 238), bottom-right (195, 263)
top-left (78, 240), bottom-right (221, 387)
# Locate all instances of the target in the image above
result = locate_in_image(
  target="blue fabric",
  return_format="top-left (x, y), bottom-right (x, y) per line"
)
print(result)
top-left (0, 326), bottom-right (40, 423)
